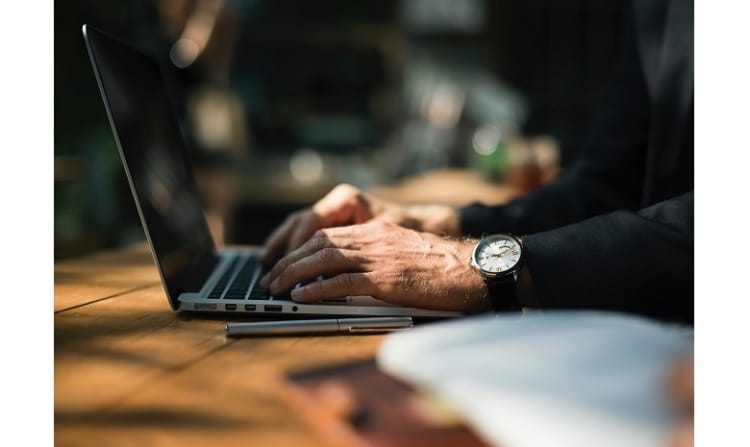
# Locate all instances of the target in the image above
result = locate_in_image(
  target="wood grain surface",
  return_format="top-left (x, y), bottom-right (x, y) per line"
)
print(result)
top-left (55, 243), bottom-right (386, 447)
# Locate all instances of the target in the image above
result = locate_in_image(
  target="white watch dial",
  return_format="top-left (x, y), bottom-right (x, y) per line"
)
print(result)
top-left (474, 235), bottom-right (522, 274)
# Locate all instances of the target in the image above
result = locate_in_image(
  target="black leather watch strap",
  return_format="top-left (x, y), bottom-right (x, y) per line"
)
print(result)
top-left (485, 274), bottom-right (521, 312)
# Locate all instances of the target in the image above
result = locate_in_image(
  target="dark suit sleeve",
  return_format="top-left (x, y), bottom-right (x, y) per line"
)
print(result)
top-left (523, 191), bottom-right (693, 323)
top-left (458, 4), bottom-right (693, 323)
top-left (460, 4), bottom-right (649, 237)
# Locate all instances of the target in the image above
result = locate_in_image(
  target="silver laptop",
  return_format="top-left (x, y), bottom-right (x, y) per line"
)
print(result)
top-left (82, 24), bottom-right (457, 318)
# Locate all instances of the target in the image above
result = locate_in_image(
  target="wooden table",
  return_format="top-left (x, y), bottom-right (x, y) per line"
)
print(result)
top-left (54, 243), bottom-right (385, 447)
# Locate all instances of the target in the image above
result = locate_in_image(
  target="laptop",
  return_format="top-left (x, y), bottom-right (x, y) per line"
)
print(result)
top-left (82, 24), bottom-right (457, 319)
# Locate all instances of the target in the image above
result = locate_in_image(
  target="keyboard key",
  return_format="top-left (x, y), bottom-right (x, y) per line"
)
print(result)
top-left (208, 256), bottom-right (240, 299)
top-left (222, 254), bottom-right (257, 300)
top-left (272, 293), bottom-right (293, 302)
top-left (248, 290), bottom-right (271, 300)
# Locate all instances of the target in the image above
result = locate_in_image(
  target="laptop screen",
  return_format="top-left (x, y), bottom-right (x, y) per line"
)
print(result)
top-left (83, 25), bottom-right (219, 307)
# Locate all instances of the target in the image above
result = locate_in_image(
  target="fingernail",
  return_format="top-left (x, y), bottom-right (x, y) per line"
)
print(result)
top-left (259, 274), bottom-right (270, 288)
top-left (270, 279), bottom-right (280, 294)
top-left (291, 287), bottom-right (304, 301)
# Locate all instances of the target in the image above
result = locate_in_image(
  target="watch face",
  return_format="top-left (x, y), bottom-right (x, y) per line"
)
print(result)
top-left (473, 234), bottom-right (522, 276)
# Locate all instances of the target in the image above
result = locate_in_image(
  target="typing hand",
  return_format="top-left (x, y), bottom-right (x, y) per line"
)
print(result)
top-left (260, 184), bottom-right (384, 266)
top-left (260, 184), bottom-right (462, 267)
top-left (260, 220), bottom-right (489, 312)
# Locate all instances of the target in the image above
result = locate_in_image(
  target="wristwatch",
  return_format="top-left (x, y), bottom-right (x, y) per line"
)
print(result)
top-left (469, 234), bottom-right (524, 312)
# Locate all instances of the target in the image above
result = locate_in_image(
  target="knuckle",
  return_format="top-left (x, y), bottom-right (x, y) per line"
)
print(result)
top-left (335, 183), bottom-right (357, 195)
top-left (318, 247), bottom-right (339, 263)
top-left (335, 273), bottom-right (353, 288)
top-left (340, 184), bottom-right (363, 203)
top-left (309, 234), bottom-right (330, 251)
top-left (371, 219), bottom-right (389, 230)
top-left (312, 229), bottom-right (328, 239)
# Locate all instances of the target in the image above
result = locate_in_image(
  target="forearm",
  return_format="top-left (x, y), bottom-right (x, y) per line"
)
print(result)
top-left (459, 10), bottom-right (651, 238)
top-left (522, 191), bottom-right (694, 323)
top-left (458, 159), bottom-right (645, 237)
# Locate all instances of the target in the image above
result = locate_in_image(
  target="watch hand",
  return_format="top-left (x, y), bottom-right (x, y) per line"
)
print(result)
top-left (496, 247), bottom-right (512, 257)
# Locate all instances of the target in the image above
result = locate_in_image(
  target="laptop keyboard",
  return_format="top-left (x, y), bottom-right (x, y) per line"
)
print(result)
top-left (207, 256), bottom-right (242, 299)
top-left (224, 256), bottom-right (257, 299)
top-left (207, 254), bottom-right (291, 301)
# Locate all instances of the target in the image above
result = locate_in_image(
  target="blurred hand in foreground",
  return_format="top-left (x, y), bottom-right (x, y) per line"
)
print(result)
top-left (667, 353), bottom-right (693, 447)
top-left (259, 184), bottom-right (460, 266)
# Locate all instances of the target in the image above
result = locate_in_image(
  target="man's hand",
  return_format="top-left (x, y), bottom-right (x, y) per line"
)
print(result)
top-left (259, 183), bottom-right (461, 265)
top-left (259, 220), bottom-right (489, 312)
top-left (259, 184), bottom-right (377, 265)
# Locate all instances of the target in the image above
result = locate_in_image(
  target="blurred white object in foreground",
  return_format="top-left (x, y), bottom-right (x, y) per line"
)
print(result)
top-left (377, 311), bottom-right (692, 447)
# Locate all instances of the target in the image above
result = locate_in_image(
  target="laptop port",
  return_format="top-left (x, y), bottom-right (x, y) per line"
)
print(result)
top-left (194, 303), bottom-right (217, 310)
top-left (244, 304), bottom-right (256, 311)
top-left (264, 304), bottom-right (282, 312)
top-left (225, 304), bottom-right (237, 311)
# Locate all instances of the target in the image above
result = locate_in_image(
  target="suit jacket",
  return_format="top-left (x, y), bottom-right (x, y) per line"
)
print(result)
top-left (459, 0), bottom-right (694, 323)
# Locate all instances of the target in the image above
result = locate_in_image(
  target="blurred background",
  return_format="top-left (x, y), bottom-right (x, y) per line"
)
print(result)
top-left (55, 0), bottom-right (626, 259)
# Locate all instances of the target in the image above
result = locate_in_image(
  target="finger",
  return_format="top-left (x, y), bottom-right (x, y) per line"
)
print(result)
top-left (284, 188), bottom-right (369, 255)
top-left (260, 212), bottom-right (303, 265)
top-left (291, 272), bottom-right (376, 302)
top-left (261, 231), bottom-right (332, 288)
top-left (262, 225), bottom-right (365, 289)
top-left (269, 248), bottom-right (364, 295)
top-left (287, 212), bottom-right (323, 254)
top-left (313, 184), bottom-right (360, 218)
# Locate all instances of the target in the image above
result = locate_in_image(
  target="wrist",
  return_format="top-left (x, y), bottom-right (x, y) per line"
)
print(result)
top-left (468, 234), bottom-right (527, 312)
top-left (456, 239), bottom-right (492, 312)
top-left (405, 205), bottom-right (461, 236)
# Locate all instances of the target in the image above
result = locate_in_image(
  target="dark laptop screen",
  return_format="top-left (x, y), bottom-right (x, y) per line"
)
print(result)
top-left (83, 25), bottom-right (218, 307)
